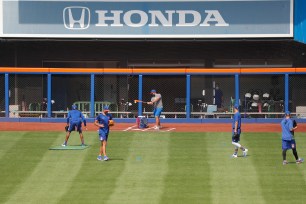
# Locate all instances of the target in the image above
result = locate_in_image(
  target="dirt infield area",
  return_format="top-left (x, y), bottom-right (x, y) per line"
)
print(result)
top-left (1, 122), bottom-right (306, 132)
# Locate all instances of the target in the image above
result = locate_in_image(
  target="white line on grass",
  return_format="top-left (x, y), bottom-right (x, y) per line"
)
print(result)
top-left (141, 126), bottom-right (155, 131)
top-left (124, 126), bottom-right (175, 132)
top-left (161, 128), bottom-right (176, 132)
top-left (123, 125), bottom-right (137, 131)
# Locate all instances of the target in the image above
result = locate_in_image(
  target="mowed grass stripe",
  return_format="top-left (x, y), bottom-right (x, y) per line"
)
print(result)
top-left (0, 132), bottom-right (58, 203)
top-left (4, 131), bottom-right (94, 204)
top-left (57, 131), bottom-right (133, 203)
top-left (245, 132), bottom-right (306, 204)
top-left (0, 132), bottom-right (25, 159)
top-left (106, 131), bottom-right (170, 204)
top-left (160, 132), bottom-right (211, 204)
top-left (297, 133), bottom-right (306, 191)
top-left (208, 132), bottom-right (265, 204)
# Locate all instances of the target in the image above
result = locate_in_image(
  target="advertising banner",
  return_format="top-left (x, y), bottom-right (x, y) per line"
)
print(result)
top-left (0, 0), bottom-right (293, 38)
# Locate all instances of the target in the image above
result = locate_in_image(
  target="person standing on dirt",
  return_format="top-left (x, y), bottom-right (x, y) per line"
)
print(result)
top-left (147, 89), bottom-right (163, 130)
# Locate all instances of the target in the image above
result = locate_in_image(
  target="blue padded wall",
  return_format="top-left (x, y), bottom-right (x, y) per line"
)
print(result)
top-left (294, 0), bottom-right (306, 44)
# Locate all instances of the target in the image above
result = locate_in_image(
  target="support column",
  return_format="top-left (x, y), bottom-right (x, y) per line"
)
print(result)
top-left (186, 75), bottom-right (191, 119)
top-left (90, 74), bottom-right (95, 118)
top-left (235, 74), bottom-right (240, 107)
top-left (47, 74), bottom-right (52, 118)
top-left (285, 74), bottom-right (289, 112)
top-left (138, 75), bottom-right (143, 116)
top-left (5, 74), bottom-right (9, 118)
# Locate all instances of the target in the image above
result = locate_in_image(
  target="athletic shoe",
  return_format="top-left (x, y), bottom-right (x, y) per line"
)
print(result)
top-left (81, 143), bottom-right (86, 147)
top-left (296, 158), bottom-right (304, 164)
top-left (62, 143), bottom-right (67, 147)
top-left (104, 156), bottom-right (109, 161)
top-left (154, 126), bottom-right (160, 130)
top-left (243, 149), bottom-right (248, 157)
top-left (232, 154), bottom-right (238, 158)
top-left (283, 160), bottom-right (288, 165)
top-left (97, 155), bottom-right (102, 161)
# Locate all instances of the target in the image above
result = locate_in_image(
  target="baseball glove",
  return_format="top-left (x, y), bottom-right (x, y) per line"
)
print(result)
top-left (233, 132), bottom-right (239, 140)
top-left (293, 120), bottom-right (297, 128)
top-left (65, 125), bottom-right (69, 132)
top-left (108, 120), bottom-right (114, 126)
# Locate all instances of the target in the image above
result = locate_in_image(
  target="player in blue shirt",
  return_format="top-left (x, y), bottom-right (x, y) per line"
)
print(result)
top-left (94, 106), bottom-right (113, 161)
top-left (62, 104), bottom-right (87, 146)
top-left (231, 105), bottom-right (248, 158)
top-left (281, 111), bottom-right (303, 165)
top-left (215, 83), bottom-right (223, 108)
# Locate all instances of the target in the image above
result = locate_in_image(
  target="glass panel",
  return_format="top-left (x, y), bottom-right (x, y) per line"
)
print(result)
top-left (9, 74), bottom-right (47, 118)
top-left (95, 75), bottom-right (134, 118)
top-left (290, 75), bottom-right (306, 118)
top-left (191, 75), bottom-right (235, 118)
top-left (143, 75), bottom-right (186, 118)
top-left (240, 75), bottom-right (284, 118)
top-left (52, 75), bottom-right (90, 118)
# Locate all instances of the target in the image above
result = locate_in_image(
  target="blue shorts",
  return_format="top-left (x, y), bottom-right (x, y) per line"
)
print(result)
top-left (282, 139), bottom-right (296, 150)
top-left (99, 130), bottom-right (108, 141)
top-left (69, 121), bottom-right (82, 133)
top-left (153, 108), bottom-right (163, 117)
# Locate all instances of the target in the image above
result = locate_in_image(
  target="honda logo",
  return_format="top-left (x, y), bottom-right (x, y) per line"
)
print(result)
top-left (63, 7), bottom-right (90, 29)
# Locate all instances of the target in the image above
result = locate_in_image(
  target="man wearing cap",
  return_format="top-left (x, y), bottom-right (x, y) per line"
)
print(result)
top-left (62, 104), bottom-right (87, 146)
top-left (147, 89), bottom-right (163, 130)
top-left (215, 83), bottom-right (223, 109)
top-left (94, 106), bottom-right (113, 161)
top-left (231, 105), bottom-right (248, 158)
top-left (281, 111), bottom-right (304, 165)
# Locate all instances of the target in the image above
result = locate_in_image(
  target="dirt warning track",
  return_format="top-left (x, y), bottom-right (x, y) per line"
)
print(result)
top-left (1, 122), bottom-right (306, 132)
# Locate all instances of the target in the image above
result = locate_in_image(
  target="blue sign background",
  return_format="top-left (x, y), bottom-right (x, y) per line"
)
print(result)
top-left (2, 0), bottom-right (293, 38)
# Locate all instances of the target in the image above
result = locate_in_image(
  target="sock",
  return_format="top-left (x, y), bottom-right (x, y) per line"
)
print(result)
top-left (282, 150), bottom-right (287, 160)
top-left (292, 148), bottom-right (299, 160)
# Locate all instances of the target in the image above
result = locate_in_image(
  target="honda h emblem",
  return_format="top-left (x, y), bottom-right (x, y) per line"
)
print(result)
top-left (63, 7), bottom-right (90, 29)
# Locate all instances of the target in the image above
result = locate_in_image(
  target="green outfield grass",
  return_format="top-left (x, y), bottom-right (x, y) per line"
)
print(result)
top-left (0, 130), bottom-right (306, 204)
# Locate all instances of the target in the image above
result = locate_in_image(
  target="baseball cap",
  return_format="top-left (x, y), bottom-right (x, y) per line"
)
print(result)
top-left (150, 89), bottom-right (156, 94)
top-left (72, 104), bottom-right (77, 110)
top-left (103, 105), bottom-right (110, 112)
top-left (285, 111), bottom-right (290, 115)
top-left (234, 105), bottom-right (239, 110)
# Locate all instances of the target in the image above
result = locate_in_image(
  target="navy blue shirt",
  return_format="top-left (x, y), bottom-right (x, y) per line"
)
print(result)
top-left (95, 113), bottom-right (113, 134)
top-left (232, 111), bottom-right (241, 134)
top-left (215, 89), bottom-right (223, 107)
top-left (281, 118), bottom-right (293, 141)
top-left (67, 109), bottom-right (86, 126)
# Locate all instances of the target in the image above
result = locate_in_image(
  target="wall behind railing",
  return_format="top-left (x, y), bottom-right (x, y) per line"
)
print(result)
top-left (1, 67), bottom-right (306, 123)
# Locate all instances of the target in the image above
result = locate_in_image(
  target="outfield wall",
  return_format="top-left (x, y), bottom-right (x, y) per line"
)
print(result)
top-left (1, 67), bottom-right (306, 123)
